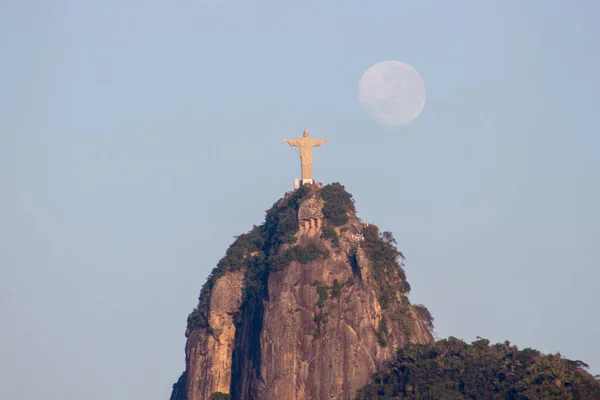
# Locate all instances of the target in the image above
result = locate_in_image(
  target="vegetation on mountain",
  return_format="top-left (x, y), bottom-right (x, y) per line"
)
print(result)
top-left (332, 278), bottom-right (342, 298)
top-left (316, 284), bottom-right (328, 308)
top-left (312, 310), bottom-right (328, 339)
top-left (270, 244), bottom-right (329, 271)
top-left (413, 304), bottom-right (434, 332)
top-left (321, 182), bottom-right (356, 226)
top-left (360, 225), bottom-right (409, 310)
top-left (376, 317), bottom-right (390, 348)
top-left (356, 337), bottom-right (600, 400)
top-left (321, 225), bottom-right (340, 247)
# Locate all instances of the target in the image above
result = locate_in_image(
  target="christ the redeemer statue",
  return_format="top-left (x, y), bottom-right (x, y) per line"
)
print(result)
top-left (282, 129), bottom-right (330, 183)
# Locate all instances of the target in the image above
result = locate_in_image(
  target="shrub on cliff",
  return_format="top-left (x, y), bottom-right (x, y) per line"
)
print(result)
top-left (356, 337), bottom-right (600, 399)
top-left (360, 225), bottom-right (408, 309)
top-left (270, 244), bottom-right (329, 271)
top-left (321, 225), bottom-right (340, 247)
top-left (413, 304), bottom-right (434, 332)
top-left (376, 317), bottom-right (389, 347)
top-left (320, 182), bottom-right (355, 226)
top-left (316, 284), bottom-right (328, 308)
top-left (264, 184), bottom-right (310, 248)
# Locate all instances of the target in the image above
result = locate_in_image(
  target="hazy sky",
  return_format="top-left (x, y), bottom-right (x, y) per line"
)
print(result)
top-left (2, 1), bottom-right (599, 399)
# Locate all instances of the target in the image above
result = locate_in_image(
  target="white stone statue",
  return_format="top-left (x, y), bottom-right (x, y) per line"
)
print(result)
top-left (282, 130), bottom-right (330, 182)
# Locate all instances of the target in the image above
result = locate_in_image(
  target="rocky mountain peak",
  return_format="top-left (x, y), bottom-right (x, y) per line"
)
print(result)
top-left (170, 183), bottom-right (434, 400)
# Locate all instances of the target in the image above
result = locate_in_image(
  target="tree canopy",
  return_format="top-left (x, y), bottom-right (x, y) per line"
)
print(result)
top-left (356, 337), bottom-right (600, 400)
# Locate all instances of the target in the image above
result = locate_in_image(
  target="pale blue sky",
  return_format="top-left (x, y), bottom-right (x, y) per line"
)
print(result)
top-left (1, 1), bottom-right (599, 399)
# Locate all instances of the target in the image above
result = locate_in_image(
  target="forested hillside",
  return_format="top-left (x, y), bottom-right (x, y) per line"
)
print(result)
top-left (356, 337), bottom-right (600, 399)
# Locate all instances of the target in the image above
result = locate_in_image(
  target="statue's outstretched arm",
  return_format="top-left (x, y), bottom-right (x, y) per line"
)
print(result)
top-left (283, 139), bottom-right (300, 147)
top-left (313, 138), bottom-right (330, 147)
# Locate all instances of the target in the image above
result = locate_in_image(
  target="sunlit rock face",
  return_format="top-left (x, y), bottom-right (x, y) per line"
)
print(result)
top-left (170, 183), bottom-right (434, 400)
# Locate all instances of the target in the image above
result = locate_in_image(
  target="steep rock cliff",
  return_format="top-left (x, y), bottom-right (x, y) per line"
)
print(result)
top-left (171, 183), bottom-right (434, 400)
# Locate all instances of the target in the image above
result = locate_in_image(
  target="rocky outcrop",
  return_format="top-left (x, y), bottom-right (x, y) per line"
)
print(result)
top-left (184, 271), bottom-right (244, 399)
top-left (251, 233), bottom-right (431, 400)
top-left (297, 194), bottom-right (324, 235)
top-left (171, 183), bottom-right (434, 400)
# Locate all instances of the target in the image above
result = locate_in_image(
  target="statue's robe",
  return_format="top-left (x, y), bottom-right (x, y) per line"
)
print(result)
top-left (285, 137), bottom-right (327, 181)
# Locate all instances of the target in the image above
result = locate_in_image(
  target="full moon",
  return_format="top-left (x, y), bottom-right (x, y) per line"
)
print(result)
top-left (358, 60), bottom-right (426, 126)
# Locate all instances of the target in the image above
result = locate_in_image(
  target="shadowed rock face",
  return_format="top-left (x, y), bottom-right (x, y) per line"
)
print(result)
top-left (171, 184), bottom-right (434, 400)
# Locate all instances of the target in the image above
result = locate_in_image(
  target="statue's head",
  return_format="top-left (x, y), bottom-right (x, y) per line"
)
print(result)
top-left (303, 129), bottom-right (309, 137)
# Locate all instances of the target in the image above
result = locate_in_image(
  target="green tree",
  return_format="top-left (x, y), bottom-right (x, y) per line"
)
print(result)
top-left (413, 304), bottom-right (434, 332)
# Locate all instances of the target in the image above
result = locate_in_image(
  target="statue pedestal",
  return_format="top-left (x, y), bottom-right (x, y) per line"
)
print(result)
top-left (294, 178), bottom-right (316, 189)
